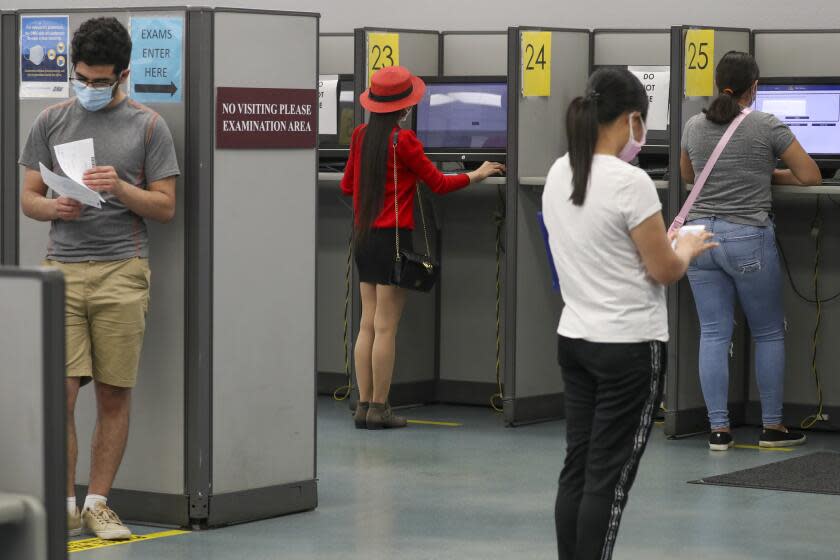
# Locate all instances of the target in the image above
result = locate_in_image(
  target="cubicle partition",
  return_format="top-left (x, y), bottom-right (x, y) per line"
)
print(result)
top-left (7, 7), bottom-right (318, 527)
top-left (436, 31), bottom-right (508, 406)
top-left (664, 26), bottom-right (753, 436)
top-left (0, 12), bottom-right (12, 265)
top-left (0, 267), bottom-right (65, 560)
top-left (750, 30), bottom-right (840, 430)
top-left (505, 27), bottom-right (591, 425)
top-left (317, 32), bottom-right (356, 396)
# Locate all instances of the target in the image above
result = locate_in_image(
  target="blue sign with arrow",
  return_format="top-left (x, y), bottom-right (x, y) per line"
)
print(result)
top-left (129, 16), bottom-right (183, 103)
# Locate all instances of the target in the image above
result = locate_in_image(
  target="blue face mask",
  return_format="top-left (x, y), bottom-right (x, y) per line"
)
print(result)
top-left (72, 80), bottom-right (117, 112)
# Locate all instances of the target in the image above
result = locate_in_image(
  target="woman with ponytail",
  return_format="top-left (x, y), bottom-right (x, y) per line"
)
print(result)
top-left (542, 67), bottom-right (715, 560)
top-left (341, 66), bottom-right (503, 429)
top-left (681, 51), bottom-right (821, 452)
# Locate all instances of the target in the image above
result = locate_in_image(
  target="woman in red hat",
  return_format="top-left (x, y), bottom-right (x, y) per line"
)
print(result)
top-left (341, 66), bottom-right (504, 429)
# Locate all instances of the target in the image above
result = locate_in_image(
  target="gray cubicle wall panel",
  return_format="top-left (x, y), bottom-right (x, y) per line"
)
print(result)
top-left (320, 33), bottom-right (354, 75)
top-left (754, 32), bottom-right (840, 78)
top-left (514, 30), bottom-right (589, 404)
top-left (16, 9), bottom-right (187, 498)
top-left (393, 31), bottom-right (439, 77)
top-left (593, 31), bottom-right (670, 67)
top-left (316, 184), bottom-right (353, 381)
top-left (212, 10), bottom-right (317, 494)
top-left (442, 32), bottom-right (507, 76)
top-left (0, 268), bottom-right (65, 559)
top-left (436, 32), bottom-right (507, 398)
top-left (767, 199), bottom-right (840, 410)
top-left (749, 31), bottom-right (840, 424)
top-left (316, 33), bottom-right (354, 384)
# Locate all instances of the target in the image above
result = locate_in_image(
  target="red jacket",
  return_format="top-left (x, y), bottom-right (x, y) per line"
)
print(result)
top-left (340, 125), bottom-right (470, 230)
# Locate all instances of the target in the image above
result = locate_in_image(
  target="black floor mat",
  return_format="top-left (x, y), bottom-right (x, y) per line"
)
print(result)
top-left (690, 452), bottom-right (840, 495)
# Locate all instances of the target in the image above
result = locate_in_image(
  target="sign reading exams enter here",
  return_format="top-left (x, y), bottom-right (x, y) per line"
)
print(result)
top-left (216, 87), bottom-right (317, 149)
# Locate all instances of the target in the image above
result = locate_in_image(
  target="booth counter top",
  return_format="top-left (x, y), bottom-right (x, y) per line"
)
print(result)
top-left (520, 177), bottom-right (670, 191)
top-left (318, 172), bottom-right (509, 186)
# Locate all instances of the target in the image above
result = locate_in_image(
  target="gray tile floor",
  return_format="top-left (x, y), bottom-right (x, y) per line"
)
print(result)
top-left (72, 397), bottom-right (840, 559)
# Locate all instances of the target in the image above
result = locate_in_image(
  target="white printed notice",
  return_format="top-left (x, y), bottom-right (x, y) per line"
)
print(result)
top-left (42, 138), bottom-right (105, 208)
top-left (318, 75), bottom-right (339, 136)
top-left (629, 66), bottom-right (670, 132)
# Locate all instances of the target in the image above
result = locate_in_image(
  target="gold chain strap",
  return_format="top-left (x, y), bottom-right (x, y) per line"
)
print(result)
top-left (393, 129), bottom-right (432, 260)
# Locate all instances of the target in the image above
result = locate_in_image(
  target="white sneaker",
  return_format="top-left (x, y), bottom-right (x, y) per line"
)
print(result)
top-left (82, 502), bottom-right (132, 540)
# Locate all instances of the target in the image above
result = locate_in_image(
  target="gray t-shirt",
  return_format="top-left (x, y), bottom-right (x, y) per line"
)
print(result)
top-left (682, 110), bottom-right (795, 226)
top-left (20, 97), bottom-right (180, 262)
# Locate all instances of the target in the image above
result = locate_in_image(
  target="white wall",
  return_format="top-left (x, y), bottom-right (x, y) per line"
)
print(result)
top-left (1, 0), bottom-right (837, 32)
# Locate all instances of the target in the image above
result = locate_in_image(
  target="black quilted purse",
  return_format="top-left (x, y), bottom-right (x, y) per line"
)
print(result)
top-left (389, 130), bottom-right (439, 292)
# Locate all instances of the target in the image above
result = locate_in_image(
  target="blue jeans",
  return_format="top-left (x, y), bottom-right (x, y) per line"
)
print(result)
top-left (686, 217), bottom-right (785, 429)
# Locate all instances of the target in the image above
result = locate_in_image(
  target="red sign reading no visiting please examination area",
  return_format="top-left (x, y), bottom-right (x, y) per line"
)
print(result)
top-left (216, 87), bottom-right (318, 149)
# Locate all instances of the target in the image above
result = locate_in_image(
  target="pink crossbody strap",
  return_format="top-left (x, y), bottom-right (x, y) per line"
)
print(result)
top-left (669, 108), bottom-right (752, 234)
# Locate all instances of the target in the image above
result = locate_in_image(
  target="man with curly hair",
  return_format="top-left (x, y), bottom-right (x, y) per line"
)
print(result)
top-left (20, 17), bottom-right (180, 540)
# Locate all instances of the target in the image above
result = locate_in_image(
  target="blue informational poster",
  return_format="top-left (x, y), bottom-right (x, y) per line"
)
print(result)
top-left (129, 16), bottom-right (183, 103)
top-left (20, 15), bottom-right (69, 99)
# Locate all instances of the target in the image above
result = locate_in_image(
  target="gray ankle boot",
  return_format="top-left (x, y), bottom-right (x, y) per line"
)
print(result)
top-left (366, 402), bottom-right (407, 430)
top-left (354, 402), bottom-right (370, 429)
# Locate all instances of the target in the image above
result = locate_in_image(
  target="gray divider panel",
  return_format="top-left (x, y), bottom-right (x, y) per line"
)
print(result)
top-left (435, 31), bottom-right (507, 403)
top-left (16, 8), bottom-right (188, 513)
top-left (316, 32), bottom-right (354, 387)
top-left (442, 32), bottom-right (507, 76)
top-left (665, 27), bottom-right (751, 436)
top-left (593, 30), bottom-right (670, 66)
top-left (750, 30), bottom-right (840, 427)
top-left (211, 8), bottom-right (318, 511)
top-left (320, 33), bottom-right (354, 75)
top-left (0, 267), bottom-right (66, 560)
top-left (505, 28), bottom-right (590, 425)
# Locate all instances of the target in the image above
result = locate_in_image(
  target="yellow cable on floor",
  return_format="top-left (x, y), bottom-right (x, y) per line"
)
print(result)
top-left (491, 184), bottom-right (505, 413)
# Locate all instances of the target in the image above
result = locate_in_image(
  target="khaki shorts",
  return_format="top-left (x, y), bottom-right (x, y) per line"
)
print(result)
top-left (43, 258), bottom-right (150, 388)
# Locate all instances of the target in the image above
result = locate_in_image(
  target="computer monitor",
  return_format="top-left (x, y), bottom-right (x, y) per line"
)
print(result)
top-left (755, 78), bottom-right (840, 164)
top-left (414, 77), bottom-right (507, 162)
top-left (320, 74), bottom-right (355, 155)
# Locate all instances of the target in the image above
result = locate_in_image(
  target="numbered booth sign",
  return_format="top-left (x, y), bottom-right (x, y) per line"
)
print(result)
top-left (521, 31), bottom-right (551, 97)
top-left (685, 29), bottom-right (714, 97)
top-left (367, 33), bottom-right (399, 85)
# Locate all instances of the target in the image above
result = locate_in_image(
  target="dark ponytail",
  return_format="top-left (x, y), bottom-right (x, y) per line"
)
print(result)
top-left (704, 51), bottom-right (760, 125)
top-left (356, 110), bottom-right (403, 242)
top-left (567, 67), bottom-right (648, 206)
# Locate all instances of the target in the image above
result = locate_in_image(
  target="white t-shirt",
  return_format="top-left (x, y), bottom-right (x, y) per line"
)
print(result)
top-left (542, 154), bottom-right (668, 343)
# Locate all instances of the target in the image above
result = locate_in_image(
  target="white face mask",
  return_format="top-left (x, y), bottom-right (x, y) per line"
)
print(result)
top-left (27, 45), bottom-right (45, 66)
top-left (618, 112), bottom-right (647, 163)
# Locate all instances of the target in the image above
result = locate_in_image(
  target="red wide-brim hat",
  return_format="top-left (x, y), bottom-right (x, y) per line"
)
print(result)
top-left (360, 66), bottom-right (426, 113)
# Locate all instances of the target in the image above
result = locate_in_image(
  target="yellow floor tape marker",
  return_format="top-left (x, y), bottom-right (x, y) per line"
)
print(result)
top-left (68, 529), bottom-right (188, 553)
top-left (406, 420), bottom-right (462, 427)
top-left (733, 444), bottom-right (793, 452)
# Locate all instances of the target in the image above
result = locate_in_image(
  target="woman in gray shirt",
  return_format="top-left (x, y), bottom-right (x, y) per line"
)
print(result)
top-left (680, 51), bottom-right (821, 451)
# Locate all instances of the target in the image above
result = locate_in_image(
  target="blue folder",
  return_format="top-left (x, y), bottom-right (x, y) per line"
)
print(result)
top-left (537, 211), bottom-right (560, 293)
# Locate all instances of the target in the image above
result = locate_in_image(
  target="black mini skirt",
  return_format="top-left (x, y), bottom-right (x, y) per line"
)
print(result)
top-left (354, 228), bottom-right (413, 285)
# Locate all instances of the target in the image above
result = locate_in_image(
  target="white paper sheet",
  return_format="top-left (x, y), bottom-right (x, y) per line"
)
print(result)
top-left (54, 138), bottom-right (97, 186)
top-left (39, 162), bottom-right (102, 209)
top-left (629, 66), bottom-right (670, 132)
top-left (318, 75), bottom-right (339, 136)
